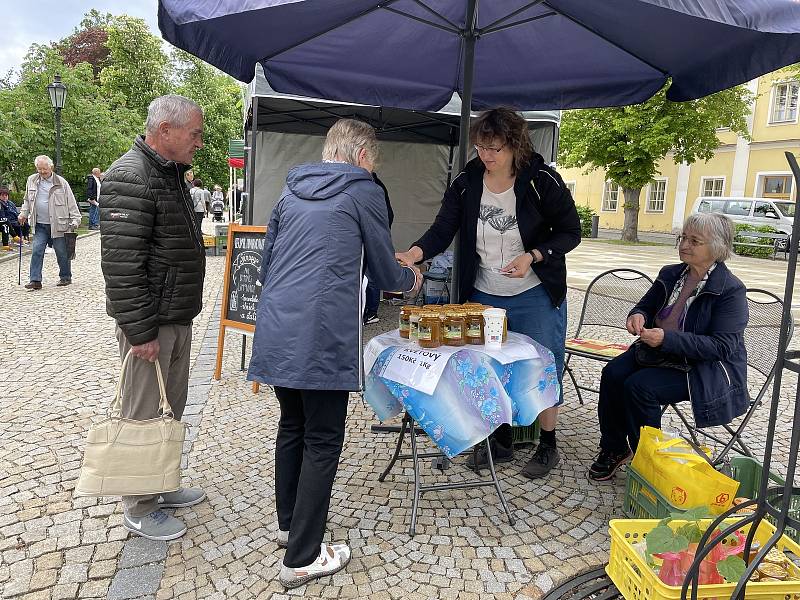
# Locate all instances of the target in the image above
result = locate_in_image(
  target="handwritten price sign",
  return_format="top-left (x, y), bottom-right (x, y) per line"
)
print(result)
top-left (378, 346), bottom-right (450, 395)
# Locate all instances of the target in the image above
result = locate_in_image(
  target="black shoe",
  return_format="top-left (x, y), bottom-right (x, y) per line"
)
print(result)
top-left (56, 279), bottom-right (72, 287)
top-left (466, 438), bottom-right (514, 471)
top-left (588, 448), bottom-right (632, 481)
top-left (24, 281), bottom-right (42, 290)
top-left (521, 443), bottom-right (561, 479)
top-left (363, 313), bottom-right (379, 325)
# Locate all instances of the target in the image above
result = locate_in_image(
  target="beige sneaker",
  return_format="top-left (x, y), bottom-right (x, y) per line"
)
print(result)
top-left (279, 543), bottom-right (351, 588)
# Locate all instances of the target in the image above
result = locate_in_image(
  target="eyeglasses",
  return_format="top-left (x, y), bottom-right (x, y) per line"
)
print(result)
top-left (474, 143), bottom-right (504, 154)
top-left (676, 234), bottom-right (707, 247)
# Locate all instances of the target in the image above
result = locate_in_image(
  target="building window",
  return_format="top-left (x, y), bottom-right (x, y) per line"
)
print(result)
top-left (761, 175), bottom-right (793, 200)
top-left (565, 181), bottom-right (576, 196)
top-left (646, 179), bottom-right (667, 213)
top-left (701, 177), bottom-right (725, 197)
top-left (602, 181), bottom-right (619, 212)
top-left (770, 82), bottom-right (799, 124)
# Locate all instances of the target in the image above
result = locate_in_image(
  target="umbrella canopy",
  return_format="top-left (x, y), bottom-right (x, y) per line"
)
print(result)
top-left (160, 0), bottom-right (800, 112)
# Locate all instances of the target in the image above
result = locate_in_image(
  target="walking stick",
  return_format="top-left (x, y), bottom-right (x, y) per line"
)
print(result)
top-left (18, 228), bottom-right (22, 285)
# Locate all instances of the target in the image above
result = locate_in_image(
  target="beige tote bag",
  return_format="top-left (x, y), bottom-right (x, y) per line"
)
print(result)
top-left (75, 350), bottom-right (187, 497)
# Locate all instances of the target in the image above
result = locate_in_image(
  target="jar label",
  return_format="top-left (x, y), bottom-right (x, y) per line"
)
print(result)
top-left (445, 324), bottom-right (463, 338)
top-left (418, 325), bottom-right (432, 340)
top-left (467, 325), bottom-right (481, 337)
top-left (399, 322), bottom-right (410, 331)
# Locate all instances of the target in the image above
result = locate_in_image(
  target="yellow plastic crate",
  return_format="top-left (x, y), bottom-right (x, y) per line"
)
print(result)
top-left (606, 518), bottom-right (800, 600)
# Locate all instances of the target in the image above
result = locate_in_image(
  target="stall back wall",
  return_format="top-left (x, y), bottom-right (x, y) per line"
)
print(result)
top-left (250, 126), bottom-right (555, 252)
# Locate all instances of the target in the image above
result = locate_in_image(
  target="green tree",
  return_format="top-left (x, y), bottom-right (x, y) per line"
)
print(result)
top-left (559, 86), bottom-right (752, 241)
top-left (174, 50), bottom-right (243, 192)
top-left (100, 16), bottom-right (172, 118)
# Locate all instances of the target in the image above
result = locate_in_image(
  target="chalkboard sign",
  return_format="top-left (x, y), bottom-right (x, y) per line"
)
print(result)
top-left (214, 224), bottom-right (267, 381)
top-left (225, 229), bottom-right (265, 327)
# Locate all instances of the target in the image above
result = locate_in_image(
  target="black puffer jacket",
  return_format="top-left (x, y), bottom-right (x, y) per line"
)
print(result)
top-left (100, 136), bottom-right (205, 345)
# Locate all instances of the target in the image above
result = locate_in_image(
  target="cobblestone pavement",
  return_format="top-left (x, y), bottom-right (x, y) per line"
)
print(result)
top-left (2, 233), bottom-right (797, 599)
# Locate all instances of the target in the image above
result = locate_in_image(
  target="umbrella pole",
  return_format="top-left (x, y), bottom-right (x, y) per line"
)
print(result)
top-left (452, 0), bottom-right (479, 303)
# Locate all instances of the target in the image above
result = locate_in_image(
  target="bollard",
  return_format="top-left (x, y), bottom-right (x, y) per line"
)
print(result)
top-left (591, 215), bottom-right (599, 238)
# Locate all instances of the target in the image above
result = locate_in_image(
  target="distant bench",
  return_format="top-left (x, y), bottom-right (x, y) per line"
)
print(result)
top-left (732, 231), bottom-right (790, 260)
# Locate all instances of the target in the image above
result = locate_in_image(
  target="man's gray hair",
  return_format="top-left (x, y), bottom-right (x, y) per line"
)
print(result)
top-left (34, 155), bottom-right (54, 168)
top-left (145, 94), bottom-right (203, 134)
top-left (683, 212), bottom-right (735, 262)
top-left (322, 119), bottom-right (379, 167)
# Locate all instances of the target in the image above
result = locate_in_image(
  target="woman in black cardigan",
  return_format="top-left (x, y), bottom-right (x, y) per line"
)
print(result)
top-left (396, 108), bottom-right (581, 479)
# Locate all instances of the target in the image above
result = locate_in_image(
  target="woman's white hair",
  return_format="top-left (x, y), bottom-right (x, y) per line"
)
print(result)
top-left (34, 155), bottom-right (54, 169)
top-left (145, 95), bottom-right (203, 134)
top-left (683, 212), bottom-right (735, 262)
top-left (322, 119), bottom-right (379, 167)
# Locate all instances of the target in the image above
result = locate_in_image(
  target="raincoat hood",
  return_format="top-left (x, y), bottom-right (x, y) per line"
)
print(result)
top-left (287, 162), bottom-right (373, 201)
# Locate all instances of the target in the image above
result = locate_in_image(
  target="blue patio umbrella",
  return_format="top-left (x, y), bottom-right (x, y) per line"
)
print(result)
top-left (159, 0), bottom-right (800, 166)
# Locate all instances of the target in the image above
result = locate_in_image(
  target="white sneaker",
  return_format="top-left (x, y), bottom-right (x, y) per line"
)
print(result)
top-left (279, 542), bottom-right (351, 588)
top-left (276, 529), bottom-right (289, 548)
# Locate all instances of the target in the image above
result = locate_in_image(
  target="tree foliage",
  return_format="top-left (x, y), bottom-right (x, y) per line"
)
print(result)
top-left (0, 10), bottom-right (243, 199)
top-left (559, 85), bottom-right (752, 241)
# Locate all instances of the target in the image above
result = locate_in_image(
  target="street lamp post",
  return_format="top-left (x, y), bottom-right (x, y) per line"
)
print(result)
top-left (47, 74), bottom-right (67, 175)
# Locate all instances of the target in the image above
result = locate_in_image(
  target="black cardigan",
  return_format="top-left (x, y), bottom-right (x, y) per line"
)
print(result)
top-left (412, 154), bottom-right (581, 307)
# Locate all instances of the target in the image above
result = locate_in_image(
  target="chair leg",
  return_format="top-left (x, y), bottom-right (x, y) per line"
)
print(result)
top-left (564, 363), bottom-right (584, 405)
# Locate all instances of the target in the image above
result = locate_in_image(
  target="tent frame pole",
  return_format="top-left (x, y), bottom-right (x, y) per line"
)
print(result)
top-left (452, 0), bottom-right (479, 304)
top-left (247, 96), bottom-right (259, 225)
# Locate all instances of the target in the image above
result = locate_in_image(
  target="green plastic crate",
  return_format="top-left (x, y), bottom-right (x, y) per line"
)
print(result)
top-left (511, 421), bottom-right (540, 445)
top-left (623, 456), bottom-right (784, 519)
top-left (765, 487), bottom-right (800, 544)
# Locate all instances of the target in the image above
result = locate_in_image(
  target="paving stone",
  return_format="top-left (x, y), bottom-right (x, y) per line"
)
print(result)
top-left (118, 538), bottom-right (168, 569)
top-left (108, 566), bottom-right (165, 600)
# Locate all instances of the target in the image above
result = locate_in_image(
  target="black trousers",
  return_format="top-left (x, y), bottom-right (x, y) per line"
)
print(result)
top-left (598, 348), bottom-right (689, 453)
top-left (274, 387), bottom-right (349, 568)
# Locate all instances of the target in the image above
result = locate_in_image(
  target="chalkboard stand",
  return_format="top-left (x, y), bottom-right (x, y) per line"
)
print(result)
top-left (214, 223), bottom-right (267, 393)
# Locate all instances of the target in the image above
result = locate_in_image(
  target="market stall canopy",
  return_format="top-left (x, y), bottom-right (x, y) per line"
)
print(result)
top-left (159, 0), bottom-right (800, 111)
top-left (247, 72), bottom-right (560, 146)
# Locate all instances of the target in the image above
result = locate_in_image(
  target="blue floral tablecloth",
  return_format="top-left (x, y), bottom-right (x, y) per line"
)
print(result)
top-left (364, 332), bottom-right (560, 458)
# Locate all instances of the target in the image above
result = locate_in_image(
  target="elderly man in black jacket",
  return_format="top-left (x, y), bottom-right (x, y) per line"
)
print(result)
top-left (100, 94), bottom-right (206, 541)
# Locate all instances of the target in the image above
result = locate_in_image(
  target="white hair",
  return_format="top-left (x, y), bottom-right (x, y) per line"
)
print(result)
top-left (34, 155), bottom-right (54, 168)
top-left (683, 212), bottom-right (735, 262)
top-left (321, 119), bottom-right (379, 167)
top-left (145, 95), bottom-right (203, 134)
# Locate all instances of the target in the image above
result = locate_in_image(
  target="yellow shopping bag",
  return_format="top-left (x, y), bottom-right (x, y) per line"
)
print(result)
top-left (631, 426), bottom-right (739, 514)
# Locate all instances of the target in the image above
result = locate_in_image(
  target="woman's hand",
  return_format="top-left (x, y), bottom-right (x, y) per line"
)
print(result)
top-left (626, 313), bottom-right (645, 336)
top-left (500, 252), bottom-right (534, 278)
top-left (395, 246), bottom-right (423, 267)
top-left (639, 327), bottom-right (664, 347)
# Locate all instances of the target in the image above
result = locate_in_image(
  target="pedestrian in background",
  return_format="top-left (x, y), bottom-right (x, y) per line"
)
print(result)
top-left (18, 155), bottom-right (81, 290)
top-left (100, 94), bottom-right (207, 541)
top-left (86, 167), bottom-right (102, 230)
top-left (190, 178), bottom-right (206, 232)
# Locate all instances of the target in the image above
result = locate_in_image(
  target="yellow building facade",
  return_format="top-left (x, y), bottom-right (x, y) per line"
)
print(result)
top-left (558, 71), bottom-right (799, 233)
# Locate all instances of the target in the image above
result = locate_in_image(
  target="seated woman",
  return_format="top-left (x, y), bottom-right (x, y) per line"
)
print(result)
top-left (589, 212), bottom-right (749, 481)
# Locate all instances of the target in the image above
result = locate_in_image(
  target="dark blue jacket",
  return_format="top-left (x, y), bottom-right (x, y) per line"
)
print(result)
top-left (247, 162), bottom-right (416, 391)
top-left (630, 262), bottom-right (749, 428)
top-left (0, 199), bottom-right (19, 226)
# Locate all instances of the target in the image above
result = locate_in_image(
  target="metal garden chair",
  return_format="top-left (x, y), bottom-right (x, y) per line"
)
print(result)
top-left (564, 269), bottom-right (655, 404)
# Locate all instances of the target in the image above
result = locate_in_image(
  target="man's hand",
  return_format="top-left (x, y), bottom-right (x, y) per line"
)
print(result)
top-left (130, 339), bottom-right (160, 362)
top-left (639, 327), bottom-right (664, 348)
top-left (626, 313), bottom-right (646, 336)
top-left (18, 215), bottom-right (27, 225)
top-left (396, 246), bottom-right (423, 267)
top-left (500, 253), bottom-right (534, 278)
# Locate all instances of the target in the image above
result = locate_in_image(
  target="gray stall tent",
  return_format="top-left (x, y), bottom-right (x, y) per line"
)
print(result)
top-left (244, 66), bottom-right (560, 252)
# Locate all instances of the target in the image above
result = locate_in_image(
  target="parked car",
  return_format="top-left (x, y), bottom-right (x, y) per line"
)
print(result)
top-left (691, 196), bottom-right (795, 242)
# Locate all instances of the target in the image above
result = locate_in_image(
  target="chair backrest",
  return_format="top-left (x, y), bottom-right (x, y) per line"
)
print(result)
top-left (743, 288), bottom-right (792, 383)
top-left (573, 269), bottom-right (655, 338)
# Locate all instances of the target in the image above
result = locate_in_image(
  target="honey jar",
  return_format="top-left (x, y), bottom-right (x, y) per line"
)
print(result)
top-left (418, 311), bottom-right (442, 348)
top-left (398, 305), bottom-right (415, 339)
top-left (465, 308), bottom-right (485, 345)
top-left (409, 308), bottom-right (422, 341)
top-left (443, 310), bottom-right (466, 346)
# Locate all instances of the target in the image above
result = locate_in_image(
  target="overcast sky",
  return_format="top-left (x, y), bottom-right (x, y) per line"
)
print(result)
top-left (1, 0), bottom-right (160, 76)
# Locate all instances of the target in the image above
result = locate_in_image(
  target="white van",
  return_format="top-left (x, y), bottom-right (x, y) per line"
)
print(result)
top-left (690, 196), bottom-right (795, 237)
